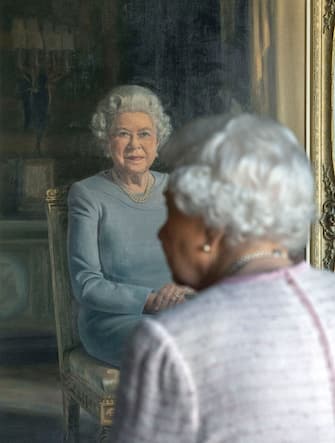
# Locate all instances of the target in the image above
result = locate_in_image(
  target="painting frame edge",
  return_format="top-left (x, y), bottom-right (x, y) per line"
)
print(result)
top-left (310, 0), bottom-right (335, 270)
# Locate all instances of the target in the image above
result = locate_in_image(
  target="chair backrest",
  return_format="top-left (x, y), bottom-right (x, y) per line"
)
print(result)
top-left (46, 185), bottom-right (80, 370)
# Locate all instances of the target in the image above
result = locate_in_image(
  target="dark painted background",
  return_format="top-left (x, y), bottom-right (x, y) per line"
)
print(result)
top-left (118, 0), bottom-right (249, 127)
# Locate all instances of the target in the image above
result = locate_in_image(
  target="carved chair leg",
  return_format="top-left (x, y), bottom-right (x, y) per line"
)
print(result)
top-left (62, 392), bottom-right (80, 443)
top-left (98, 426), bottom-right (112, 443)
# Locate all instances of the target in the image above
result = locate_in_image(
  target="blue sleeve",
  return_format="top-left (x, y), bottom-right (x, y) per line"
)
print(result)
top-left (67, 182), bottom-right (152, 314)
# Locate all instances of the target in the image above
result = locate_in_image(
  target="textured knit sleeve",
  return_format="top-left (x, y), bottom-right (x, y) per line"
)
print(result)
top-left (67, 182), bottom-right (153, 314)
top-left (111, 318), bottom-right (199, 443)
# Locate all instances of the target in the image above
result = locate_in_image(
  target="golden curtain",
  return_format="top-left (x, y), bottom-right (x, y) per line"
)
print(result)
top-left (250, 0), bottom-right (306, 144)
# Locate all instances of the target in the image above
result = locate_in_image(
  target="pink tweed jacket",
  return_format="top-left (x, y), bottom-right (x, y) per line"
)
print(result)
top-left (111, 262), bottom-right (335, 443)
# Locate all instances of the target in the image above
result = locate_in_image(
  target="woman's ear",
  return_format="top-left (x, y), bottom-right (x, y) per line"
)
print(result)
top-left (205, 227), bottom-right (225, 249)
top-left (199, 220), bottom-right (225, 254)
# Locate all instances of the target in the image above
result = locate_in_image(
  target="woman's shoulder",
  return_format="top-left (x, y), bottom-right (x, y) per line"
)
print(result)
top-left (71, 171), bottom-right (111, 190)
top-left (72, 171), bottom-right (106, 187)
top-left (69, 171), bottom-right (113, 200)
top-left (151, 170), bottom-right (169, 188)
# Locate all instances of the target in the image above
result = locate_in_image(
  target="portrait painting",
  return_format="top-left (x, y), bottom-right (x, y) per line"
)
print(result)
top-left (0, 0), bottom-right (333, 441)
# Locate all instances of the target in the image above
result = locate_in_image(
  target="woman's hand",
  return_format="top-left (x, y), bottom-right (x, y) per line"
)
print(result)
top-left (143, 283), bottom-right (193, 314)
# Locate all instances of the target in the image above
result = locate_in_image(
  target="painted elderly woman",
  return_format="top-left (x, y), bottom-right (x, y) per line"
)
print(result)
top-left (67, 85), bottom-right (189, 367)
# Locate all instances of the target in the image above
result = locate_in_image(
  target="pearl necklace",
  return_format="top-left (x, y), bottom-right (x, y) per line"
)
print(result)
top-left (110, 169), bottom-right (155, 203)
top-left (226, 249), bottom-right (289, 276)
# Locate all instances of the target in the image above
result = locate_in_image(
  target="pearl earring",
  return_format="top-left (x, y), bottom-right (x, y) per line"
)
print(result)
top-left (202, 244), bottom-right (211, 253)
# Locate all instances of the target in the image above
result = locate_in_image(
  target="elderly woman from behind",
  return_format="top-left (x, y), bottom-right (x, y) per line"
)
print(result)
top-left (67, 85), bottom-right (189, 368)
top-left (110, 114), bottom-right (335, 442)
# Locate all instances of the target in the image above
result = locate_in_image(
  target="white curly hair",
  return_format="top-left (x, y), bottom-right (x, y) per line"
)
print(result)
top-left (164, 113), bottom-right (315, 254)
top-left (90, 85), bottom-right (172, 157)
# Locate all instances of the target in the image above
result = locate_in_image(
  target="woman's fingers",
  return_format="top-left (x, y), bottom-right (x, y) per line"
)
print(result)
top-left (148, 283), bottom-right (194, 313)
top-left (143, 292), bottom-right (157, 313)
top-left (170, 292), bottom-right (185, 306)
top-left (154, 287), bottom-right (173, 311)
top-left (179, 285), bottom-right (195, 295)
top-left (156, 284), bottom-right (186, 310)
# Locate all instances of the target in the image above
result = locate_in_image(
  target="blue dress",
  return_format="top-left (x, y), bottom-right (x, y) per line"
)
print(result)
top-left (67, 170), bottom-right (171, 367)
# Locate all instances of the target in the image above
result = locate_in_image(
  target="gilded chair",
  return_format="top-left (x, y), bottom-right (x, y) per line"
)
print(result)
top-left (46, 185), bottom-right (120, 443)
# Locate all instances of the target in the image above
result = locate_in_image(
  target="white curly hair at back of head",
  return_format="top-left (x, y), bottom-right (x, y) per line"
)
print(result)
top-left (91, 85), bottom-right (172, 157)
top-left (164, 113), bottom-right (315, 254)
